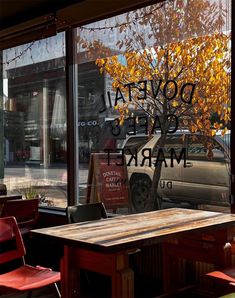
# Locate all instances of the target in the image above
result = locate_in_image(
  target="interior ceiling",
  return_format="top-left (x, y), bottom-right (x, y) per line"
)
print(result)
top-left (0, 0), bottom-right (84, 30)
top-left (0, 0), bottom-right (161, 30)
top-left (0, 0), bottom-right (162, 50)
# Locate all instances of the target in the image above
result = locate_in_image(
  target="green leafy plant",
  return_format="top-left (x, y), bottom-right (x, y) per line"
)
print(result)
top-left (17, 184), bottom-right (46, 200)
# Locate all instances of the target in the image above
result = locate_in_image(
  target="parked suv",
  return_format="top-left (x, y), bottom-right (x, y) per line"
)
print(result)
top-left (122, 131), bottom-right (230, 212)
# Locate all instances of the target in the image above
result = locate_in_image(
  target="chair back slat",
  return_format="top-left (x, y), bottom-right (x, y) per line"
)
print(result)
top-left (2, 198), bottom-right (39, 226)
top-left (0, 216), bottom-right (26, 264)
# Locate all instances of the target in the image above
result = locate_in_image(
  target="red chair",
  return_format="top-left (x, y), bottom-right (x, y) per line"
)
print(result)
top-left (1, 198), bottom-right (39, 235)
top-left (0, 216), bottom-right (61, 297)
top-left (206, 268), bottom-right (235, 283)
top-left (205, 242), bottom-right (235, 295)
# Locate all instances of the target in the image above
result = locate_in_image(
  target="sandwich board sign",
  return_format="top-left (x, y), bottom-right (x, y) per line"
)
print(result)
top-left (86, 153), bottom-right (131, 211)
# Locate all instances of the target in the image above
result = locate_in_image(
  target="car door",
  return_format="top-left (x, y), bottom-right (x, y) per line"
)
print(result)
top-left (152, 134), bottom-right (186, 200)
top-left (181, 134), bottom-right (230, 206)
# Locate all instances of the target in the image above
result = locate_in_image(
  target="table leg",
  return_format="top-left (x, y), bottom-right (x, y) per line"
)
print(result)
top-left (162, 229), bottom-right (233, 293)
top-left (60, 246), bottom-right (134, 298)
top-left (61, 246), bottom-right (80, 297)
top-left (112, 255), bottom-right (134, 298)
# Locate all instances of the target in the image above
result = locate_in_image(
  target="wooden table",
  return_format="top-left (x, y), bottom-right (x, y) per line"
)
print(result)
top-left (32, 208), bottom-right (235, 298)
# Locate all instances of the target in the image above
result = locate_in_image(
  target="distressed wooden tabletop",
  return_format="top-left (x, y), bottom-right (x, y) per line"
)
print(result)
top-left (31, 208), bottom-right (235, 252)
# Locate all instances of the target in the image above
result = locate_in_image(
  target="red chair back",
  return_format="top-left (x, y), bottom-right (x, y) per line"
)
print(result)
top-left (2, 198), bottom-right (39, 227)
top-left (0, 216), bottom-right (26, 264)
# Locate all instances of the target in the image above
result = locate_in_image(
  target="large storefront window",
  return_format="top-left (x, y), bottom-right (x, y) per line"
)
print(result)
top-left (75, 0), bottom-right (231, 213)
top-left (1, 33), bottom-right (67, 208)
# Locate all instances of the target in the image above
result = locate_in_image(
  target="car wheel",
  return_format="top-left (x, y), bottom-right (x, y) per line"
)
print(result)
top-left (130, 175), bottom-right (161, 212)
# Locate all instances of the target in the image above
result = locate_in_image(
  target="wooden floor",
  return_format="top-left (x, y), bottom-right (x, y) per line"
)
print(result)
top-left (0, 287), bottom-right (202, 298)
top-left (0, 285), bottom-right (59, 298)
top-left (1, 283), bottom-right (234, 298)
top-left (0, 262), bottom-right (233, 298)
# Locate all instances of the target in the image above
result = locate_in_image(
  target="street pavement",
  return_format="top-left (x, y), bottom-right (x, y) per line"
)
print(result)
top-left (3, 165), bottom-right (89, 208)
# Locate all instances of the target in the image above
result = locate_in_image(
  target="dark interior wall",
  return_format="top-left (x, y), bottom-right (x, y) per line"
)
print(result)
top-left (27, 209), bottom-right (67, 271)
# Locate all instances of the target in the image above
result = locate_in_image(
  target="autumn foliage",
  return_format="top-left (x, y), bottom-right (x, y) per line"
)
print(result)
top-left (96, 32), bottom-right (231, 137)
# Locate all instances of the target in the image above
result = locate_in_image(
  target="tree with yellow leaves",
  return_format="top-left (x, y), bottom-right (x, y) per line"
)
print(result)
top-left (96, 33), bottom-right (230, 135)
top-left (80, 0), bottom-right (231, 211)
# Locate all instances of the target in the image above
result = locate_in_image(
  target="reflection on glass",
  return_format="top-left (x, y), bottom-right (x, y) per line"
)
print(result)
top-left (76, 0), bottom-right (231, 214)
top-left (1, 33), bottom-right (67, 208)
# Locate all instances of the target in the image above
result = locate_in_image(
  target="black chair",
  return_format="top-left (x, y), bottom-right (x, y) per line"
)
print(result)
top-left (66, 202), bottom-right (108, 223)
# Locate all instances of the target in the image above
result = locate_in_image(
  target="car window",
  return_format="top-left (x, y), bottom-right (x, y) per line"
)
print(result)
top-left (152, 134), bottom-right (185, 158)
top-left (217, 132), bottom-right (230, 148)
top-left (187, 135), bottom-right (225, 161)
top-left (123, 136), bottom-right (150, 154)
